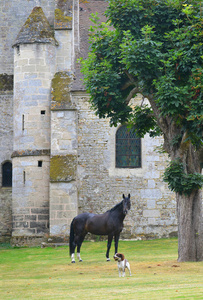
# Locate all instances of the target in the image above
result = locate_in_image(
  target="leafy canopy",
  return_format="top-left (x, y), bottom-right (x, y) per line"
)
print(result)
top-left (80, 0), bottom-right (203, 194)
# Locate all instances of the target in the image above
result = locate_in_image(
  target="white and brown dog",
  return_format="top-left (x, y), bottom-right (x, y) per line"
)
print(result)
top-left (113, 253), bottom-right (131, 277)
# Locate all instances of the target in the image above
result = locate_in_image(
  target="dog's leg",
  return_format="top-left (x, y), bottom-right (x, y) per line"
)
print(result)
top-left (126, 262), bottom-right (132, 276)
top-left (122, 268), bottom-right (126, 277)
top-left (118, 265), bottom-right (121, 277)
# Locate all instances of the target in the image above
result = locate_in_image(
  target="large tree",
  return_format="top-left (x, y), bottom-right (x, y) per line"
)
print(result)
top-left (80, 0), bottom-right (203, 262)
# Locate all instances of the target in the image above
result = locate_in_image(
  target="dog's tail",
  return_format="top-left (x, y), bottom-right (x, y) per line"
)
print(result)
top-left (69, 218), bottom-right (75, 256)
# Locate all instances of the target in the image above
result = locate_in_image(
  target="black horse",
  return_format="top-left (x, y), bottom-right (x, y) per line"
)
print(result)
top-left (69, 194), bottom-right (131, 263)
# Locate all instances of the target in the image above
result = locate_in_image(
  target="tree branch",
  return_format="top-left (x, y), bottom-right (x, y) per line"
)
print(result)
top-left (125, 87), bottom-right (141, 105)
top-left (124, 70), bottom-right (137, 84)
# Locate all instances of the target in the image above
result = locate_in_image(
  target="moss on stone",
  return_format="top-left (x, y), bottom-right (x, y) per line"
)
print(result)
top-left (13, 7), bottom-right (58, 47)
top-left (50, 155), bottom-right (77, 182)
top-left (51, 72), bottom-right (72, 104)
top-left (26, 7), bottom-right (55, 39)
top-left (55, 8), bottom-right (72, 23)
top-left (0, 74), bottom-right (13, 91)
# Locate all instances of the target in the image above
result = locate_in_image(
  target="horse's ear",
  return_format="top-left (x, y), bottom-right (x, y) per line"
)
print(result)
top-left (128, 194), bottom-right (130, 199)
top-left (123, 194), bottom-right (125, 199)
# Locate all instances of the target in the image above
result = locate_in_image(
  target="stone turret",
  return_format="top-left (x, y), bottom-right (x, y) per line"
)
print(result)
top-left (12, 7), bottom-right (57, 242)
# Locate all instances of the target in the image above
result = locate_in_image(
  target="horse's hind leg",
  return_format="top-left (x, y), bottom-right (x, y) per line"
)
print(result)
top-left (106, 234), bottom-right (113, 261)
top-left (71, 242), bottom-right (76, 263)
top-left (77, 234), bottom-right (86, 262)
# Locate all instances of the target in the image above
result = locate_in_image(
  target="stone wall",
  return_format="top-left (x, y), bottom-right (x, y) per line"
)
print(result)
top-left (0, 188), bottom-right (12, 243)
top-left (50, 73), bottom-right (78, 236)
top-left (0, 91), bottom-right (13, 242)
top-left (0, 92), bottom-right (13, 164)
top-left (13, 43), bottom-right (55, 151)
top-left (49, 113), bottom-right (78, 236)
top-left (75, 92), bottom-right (177, 239)
top-left (12, 155), bottom-right (50, 237)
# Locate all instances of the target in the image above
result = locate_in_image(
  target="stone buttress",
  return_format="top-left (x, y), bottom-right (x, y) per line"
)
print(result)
top-left (49, 0), bottom-right (78, 237)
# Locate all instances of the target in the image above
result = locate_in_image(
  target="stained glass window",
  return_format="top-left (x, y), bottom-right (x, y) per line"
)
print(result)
top-left (2, 161), bottom-right (12, 187)
top-left (116, 125), bottom-right (141, 168)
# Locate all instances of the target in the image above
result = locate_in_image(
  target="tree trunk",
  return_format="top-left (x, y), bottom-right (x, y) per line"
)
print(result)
top-left (176, 189), bottom-right (203, 262)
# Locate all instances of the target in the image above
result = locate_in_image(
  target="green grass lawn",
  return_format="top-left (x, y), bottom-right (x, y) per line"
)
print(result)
top-left (0, 238), bottom-right (202, 299)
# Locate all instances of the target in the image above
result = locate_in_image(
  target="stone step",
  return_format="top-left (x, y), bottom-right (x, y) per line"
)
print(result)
top-left (41, 242), bottom-right (69, 248)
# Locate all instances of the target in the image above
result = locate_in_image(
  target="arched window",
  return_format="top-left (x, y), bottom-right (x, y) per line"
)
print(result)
top-left (116, 125), bottom-right (141, 168)
top-left (2, 161), bottom-right (12, 187)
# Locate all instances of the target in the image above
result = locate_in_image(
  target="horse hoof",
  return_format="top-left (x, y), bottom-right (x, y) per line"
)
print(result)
top-left (79, 259), bottom-right (83, 262)
top-left (106, 258), bottom-right (110, 262)
top-left (71, 261), bottom-right (76, 263)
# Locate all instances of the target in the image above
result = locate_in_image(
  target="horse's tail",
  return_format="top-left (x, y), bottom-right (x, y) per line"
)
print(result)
top-left (69, 218), bottom-right (75, 256)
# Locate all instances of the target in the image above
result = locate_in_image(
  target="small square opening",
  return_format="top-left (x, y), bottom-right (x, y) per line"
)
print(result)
top-left (41, 110), bottom-right (46, 115)
top-left (38, 161), bottom-right (43, 167)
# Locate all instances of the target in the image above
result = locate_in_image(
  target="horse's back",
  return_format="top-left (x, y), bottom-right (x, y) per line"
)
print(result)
top-left (74, 212), bottom-right (95, 222)
top-left (85, 211), bottom-right (117, 235)
top-left (73, 212), bottom-right (95, 234)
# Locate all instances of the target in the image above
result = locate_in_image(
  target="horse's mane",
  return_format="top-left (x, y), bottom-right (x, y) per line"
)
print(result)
top-left (108, 201), bottom-right (123, 213)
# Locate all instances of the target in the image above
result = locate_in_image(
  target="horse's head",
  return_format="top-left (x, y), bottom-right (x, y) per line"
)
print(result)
top-left (122, 194), bottom-right (131, 215)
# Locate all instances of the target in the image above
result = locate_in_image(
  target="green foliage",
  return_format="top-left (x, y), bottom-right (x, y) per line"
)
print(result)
top-left (128, 105), bottom-right (162, 137)
top-left (80, 0), bottom-right (203, 194)
top-left (163, 159), bottom-right (203, 195)
top-left (81, 0), bottom-right (202, 141)
top-left (120, 32), bottom-right (163, 91)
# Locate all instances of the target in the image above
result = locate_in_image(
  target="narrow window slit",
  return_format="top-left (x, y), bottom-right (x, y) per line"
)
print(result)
top-left (16, 45), bottom-right (20, 55)
top-left (23, 171), bottom-right (26, 184)
top-left (22, 115), bottom-right (24, 131)
top-left (38, 161), bottom-right (42, 167)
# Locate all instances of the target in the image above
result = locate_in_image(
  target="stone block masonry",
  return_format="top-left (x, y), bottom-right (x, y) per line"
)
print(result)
top-left (13, 43), bottom-right (56, 152)
top-left (0, 89), bottom-right (13, 242)
top-left (50, 182), bottom-right (77, 235)
top-left (75, 92), bottom-right (177, 239)
top-left (12, 33), bottom-right (56, 238)
top-left (12, 156), bottom-right (50, 236)
top-left (0, 188), bottom-right (12, 243)
top-left (50, 72), bottom-right (78, 237)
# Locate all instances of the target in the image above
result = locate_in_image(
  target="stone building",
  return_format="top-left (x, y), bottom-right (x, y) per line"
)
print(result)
top-left (0, 0), bottom-right (178, 246)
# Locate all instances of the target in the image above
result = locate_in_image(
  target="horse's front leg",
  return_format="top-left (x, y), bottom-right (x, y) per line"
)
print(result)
top-left (106, 234), bottom-right (113, 261)
top-left (114, 233), bottom-right (120, 255)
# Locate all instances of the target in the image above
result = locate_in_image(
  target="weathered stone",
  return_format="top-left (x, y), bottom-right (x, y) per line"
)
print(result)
top-left (55, 0), bottom-right (73, 29)
top-left (0, 74), bottom-right (13, 91)
top-left (50, 154), bottom-right (77, 182)
top-left (31, 208), bottom-right (49, 215)
top-left (51, 71), bottom-right (75, 110)
top-left (13, 7), bottom-right (58, 47)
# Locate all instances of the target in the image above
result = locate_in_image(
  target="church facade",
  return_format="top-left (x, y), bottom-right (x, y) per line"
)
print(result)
top-left (0, 0), bottom-right (178, 246)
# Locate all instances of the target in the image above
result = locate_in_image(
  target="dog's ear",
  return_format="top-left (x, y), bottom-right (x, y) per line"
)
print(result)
top-left (120, 253), bottom-right (125, 260)
top-left (117, 253), bottom-right (125, 260)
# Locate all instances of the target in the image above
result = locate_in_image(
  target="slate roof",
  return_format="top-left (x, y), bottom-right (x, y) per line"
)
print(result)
top-left (13, 7), bottom-right (58, 47)
top-left (72, 0), bottom-right (108, 91)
